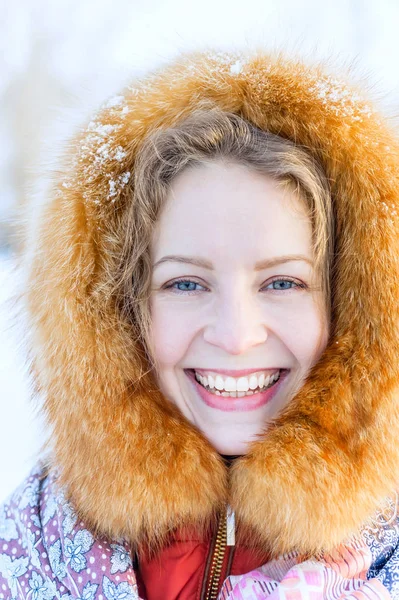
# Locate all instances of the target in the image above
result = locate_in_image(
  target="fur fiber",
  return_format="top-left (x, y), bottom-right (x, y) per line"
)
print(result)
top-left (22, 49), bottom-right (399, 558)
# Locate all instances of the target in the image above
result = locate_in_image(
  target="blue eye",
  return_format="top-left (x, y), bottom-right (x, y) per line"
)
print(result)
top-left (164, 278), bottom-right (305, 295)
top-left (266, 279), bottom-right (300, 291)
top-left (169, 280), bottom-right (205, 293)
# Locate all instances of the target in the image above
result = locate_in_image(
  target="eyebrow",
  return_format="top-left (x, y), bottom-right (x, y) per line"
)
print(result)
top-left (152, 254), bottom-right (314, 270)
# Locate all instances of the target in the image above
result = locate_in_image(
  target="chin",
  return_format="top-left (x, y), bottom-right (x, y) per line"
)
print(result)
top-left (204, 433), bottom-right (252, 456)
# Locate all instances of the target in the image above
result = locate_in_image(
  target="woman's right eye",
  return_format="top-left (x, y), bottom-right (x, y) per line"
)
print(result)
top-left (164, 279), bottom-right (206, 295)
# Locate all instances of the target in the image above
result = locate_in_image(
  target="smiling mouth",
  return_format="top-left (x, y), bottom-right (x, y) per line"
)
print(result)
top-left (185, 368), bottom-right (285, 398)
top-left (184, 368), bottom-right (289, 412)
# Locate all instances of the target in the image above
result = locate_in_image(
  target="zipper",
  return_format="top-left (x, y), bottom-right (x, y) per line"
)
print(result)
top-left (201, 506), bottom-right (235, 600)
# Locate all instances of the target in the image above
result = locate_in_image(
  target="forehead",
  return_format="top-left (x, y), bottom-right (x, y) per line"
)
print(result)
top-left (151, 161), bottom-right (313, 264)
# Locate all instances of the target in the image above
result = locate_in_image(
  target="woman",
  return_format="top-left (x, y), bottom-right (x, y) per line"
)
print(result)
top-left (1, 49), bottom-right (399, 600)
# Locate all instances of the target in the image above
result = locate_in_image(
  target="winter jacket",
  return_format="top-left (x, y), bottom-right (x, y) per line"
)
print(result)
top-left (2, 48), bottom-right (399, 599)
top-left (2, 464), bottom-right (399, 600)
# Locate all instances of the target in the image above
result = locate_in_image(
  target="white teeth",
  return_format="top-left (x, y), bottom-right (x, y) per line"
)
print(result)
top-left (249, 375), bottom-right (258, 390)
top-left (224, 377), bottom-right (237, 392)
top-left (221, 391), bottom-right (254, 397)
top-left (194, 369), bottom-right (281, 395)
top-left (215, 375), bottom-right (225, 391)
top-left (235, 377), bottom-right (247, 392)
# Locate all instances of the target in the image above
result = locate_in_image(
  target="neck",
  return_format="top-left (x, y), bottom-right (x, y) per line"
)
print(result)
top-left (220, 454), bottom-right (242, 467)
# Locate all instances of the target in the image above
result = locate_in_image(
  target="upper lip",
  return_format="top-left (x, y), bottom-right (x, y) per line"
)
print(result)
top-left (186, 368), bottom-right (285, 377)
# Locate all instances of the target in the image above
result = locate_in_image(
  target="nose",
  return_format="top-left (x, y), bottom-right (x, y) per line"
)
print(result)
top-left (203, 293), bottom-right (268, 355)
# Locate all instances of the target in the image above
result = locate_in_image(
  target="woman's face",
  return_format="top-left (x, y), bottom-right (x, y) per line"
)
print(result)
top-left (149, 160), bottom-right (329, 455)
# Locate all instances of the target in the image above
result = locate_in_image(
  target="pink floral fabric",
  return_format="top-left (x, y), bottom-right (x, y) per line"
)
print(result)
top-left (219, 543), bottom-right (392, 600)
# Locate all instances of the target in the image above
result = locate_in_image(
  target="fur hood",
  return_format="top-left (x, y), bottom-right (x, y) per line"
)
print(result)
top-left (23, 49), bottom-right (399, 559)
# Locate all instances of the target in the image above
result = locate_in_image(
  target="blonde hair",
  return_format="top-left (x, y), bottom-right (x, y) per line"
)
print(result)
top-left (115, 106), bottom-right (334, 369)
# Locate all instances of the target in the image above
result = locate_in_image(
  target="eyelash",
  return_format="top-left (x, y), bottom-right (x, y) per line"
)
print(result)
top-left (163, 277), bottom-right (307, 295)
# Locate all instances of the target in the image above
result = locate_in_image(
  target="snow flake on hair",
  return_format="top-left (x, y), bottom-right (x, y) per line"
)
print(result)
top-left (204, 50), bottom-right (246, 77)
top-left (81, 120), bottom-right (124, 172)
top-left (230, 60), bottom-right (243, 76)
top-left (101, 95), bottom-right (131, 117)
top-left (309, 75), bottom-right (374, 121)
top-left (75, 95), bottom-right (132, 205)
top-left (108, 171), bottom-right (131, 200)
top-left (104, 95), bottom-right (125, 109)
top-left (379, 201), bottom-right (399, 227)
top-left (205, 50), bottom-right (236, 65)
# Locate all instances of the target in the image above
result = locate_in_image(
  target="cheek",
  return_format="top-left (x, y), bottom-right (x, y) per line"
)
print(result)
top-left (149, 301), bottom-right (196, 366)
top-left (282, 301), bottom-right (329, 367)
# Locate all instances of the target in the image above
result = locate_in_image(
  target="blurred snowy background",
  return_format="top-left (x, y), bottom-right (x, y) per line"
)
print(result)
top-left (2, 0), bottom-right (399, 502)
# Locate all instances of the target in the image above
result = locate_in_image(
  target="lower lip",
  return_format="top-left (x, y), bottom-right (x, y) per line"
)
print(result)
top-left (185, 369), bottom-right (288, 412)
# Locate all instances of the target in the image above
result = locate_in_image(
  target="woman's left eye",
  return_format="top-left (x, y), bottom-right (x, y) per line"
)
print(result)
top-left (164, 278), bottom-right (306, 294)
top-left (265, 279), bottom-right (305, 291)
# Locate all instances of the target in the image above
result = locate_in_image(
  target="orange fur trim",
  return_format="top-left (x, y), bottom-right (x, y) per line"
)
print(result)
top-left (23, 49), bottom-right (399, 557)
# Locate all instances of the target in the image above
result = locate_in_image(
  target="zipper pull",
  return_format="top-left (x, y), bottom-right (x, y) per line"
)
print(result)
top-left (226, 505), bottom-right (235, 546)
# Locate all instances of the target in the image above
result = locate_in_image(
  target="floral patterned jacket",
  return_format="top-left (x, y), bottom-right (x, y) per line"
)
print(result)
top-left (2, 463), bottom-right (399, 600)
top-left (0, 464), bottom-right (137, 600)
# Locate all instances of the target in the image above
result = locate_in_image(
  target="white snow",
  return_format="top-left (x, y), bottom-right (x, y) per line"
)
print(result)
top-left (104, 96), bottom-right (126, 109)
top-left (229, 60), bottom-right (243, 76)
top-left (108, 171), bottom-right (131, 200)
top-left (308, 76), bottom-right (374, 120)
